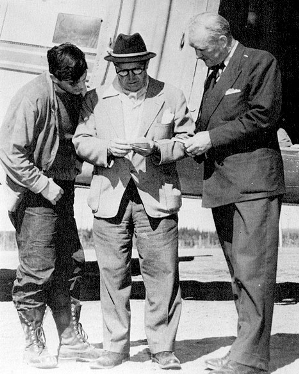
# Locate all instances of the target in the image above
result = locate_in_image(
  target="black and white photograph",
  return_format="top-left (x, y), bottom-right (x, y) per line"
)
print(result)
top-left (0, 1), bottom-right (298, 373)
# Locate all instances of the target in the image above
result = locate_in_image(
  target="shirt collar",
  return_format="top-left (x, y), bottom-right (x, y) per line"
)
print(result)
top-left (102, 76), bottom-right (149, 100)
top-left (224, 40), bottom-right (239, 67)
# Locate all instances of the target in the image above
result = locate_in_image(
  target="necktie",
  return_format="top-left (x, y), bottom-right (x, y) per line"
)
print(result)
top-left (203, 61), bottom-right (226, 92)
top-left (196, 61), bottom-right (225, 127)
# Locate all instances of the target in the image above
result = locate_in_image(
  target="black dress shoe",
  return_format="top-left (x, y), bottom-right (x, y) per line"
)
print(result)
top-left (205, 350), bottom-right (230, 370)
top-left (210, 360), bottom-right (268, 374)
top-left (151, 351), bottom-right (181, 370)
top-left (89, 350), bottom-right (129, 369)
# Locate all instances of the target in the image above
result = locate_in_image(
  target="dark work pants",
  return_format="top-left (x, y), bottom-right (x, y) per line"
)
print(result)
top-left (212, 196), bottom-right (282, 371)
top-left (12, 180), bottom-right (85, 313)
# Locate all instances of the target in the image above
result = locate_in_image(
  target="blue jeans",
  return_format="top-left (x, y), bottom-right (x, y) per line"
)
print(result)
top-left (93, 180), bottom-right (181, 354)
top-left (12, 180), bottom-right (85, 312)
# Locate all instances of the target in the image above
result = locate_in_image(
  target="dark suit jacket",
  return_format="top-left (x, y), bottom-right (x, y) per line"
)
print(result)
top-left (197, 42), bottom-right (285, 208)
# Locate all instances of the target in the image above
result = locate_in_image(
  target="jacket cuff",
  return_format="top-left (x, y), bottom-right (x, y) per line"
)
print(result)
top-left (30, 174), bottom-right (50, 194)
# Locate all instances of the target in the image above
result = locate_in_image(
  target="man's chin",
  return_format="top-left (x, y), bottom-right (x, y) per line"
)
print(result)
top-left (128, 88), bottom-right (138, 92)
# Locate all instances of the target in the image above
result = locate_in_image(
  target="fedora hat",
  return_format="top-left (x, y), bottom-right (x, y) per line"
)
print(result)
top-left (104, 33), bottom-right (156, 63)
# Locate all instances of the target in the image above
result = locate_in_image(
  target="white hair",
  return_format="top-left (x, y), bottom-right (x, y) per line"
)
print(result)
top-left (188, 12), bottom-right (232, 44)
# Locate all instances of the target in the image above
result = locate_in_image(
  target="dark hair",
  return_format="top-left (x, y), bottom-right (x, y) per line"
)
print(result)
top-left (47, 43), bottom-right (87, 82)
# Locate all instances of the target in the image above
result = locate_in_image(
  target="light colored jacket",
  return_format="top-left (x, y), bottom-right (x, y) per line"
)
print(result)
top-left (73, 76), bottom-right (195, 218)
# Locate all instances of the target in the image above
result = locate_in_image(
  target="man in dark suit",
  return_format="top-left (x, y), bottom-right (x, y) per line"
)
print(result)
top-left (185, 12), bottom-right (285, 374)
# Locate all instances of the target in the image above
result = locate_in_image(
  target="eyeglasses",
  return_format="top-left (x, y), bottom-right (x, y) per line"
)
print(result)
top-left (116, 67), bottom-right (145, 77)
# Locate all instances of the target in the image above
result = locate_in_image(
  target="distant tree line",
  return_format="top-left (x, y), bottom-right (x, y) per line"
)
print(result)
top-left (178, 227), bottom-right (219, 248)
top-left (2, 228), bottom-right (299, 251)
top-left (282, 228), bottom-right (299, 247)
top-left (78, 228), bottom-right (220, 249)
top-left (75, 227), bottom-right (299, 249)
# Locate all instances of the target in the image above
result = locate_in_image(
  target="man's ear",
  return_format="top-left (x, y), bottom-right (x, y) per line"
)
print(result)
top-left (219, 35), bottom-right (228, 48)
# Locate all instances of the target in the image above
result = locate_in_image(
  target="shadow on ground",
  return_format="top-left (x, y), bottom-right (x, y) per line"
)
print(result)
top-left (1, 260), bottom-right (299, 303)
top-left (91, 334), bottom-right (299, 373)
top-left (175, 333), bottom-right (299, 373)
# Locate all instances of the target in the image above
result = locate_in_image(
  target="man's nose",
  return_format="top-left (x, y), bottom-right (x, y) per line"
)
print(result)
top-left (127, 70), bottom-right (135, 79)
top-left (77, 80), bottom-right (86, 90)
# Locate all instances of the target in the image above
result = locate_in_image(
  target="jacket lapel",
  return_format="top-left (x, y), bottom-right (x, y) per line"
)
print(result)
top-left (102, 87), bottom-right (125, 138)
top-left (200, 43), bottom-right (245, 127)
top-left (138, 77), bottom-right (165, 137)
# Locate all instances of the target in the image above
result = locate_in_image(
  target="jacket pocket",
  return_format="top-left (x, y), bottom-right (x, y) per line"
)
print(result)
top-left (153, 122), bottom-right (173, 139)
top-left (87, 175), bottom-right (102, 213)
top-left (159, 182), bottom-right (182, 212)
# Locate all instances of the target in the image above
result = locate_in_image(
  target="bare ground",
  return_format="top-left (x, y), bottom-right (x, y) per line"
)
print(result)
top-left (0, 247), bottom-right (298, 373)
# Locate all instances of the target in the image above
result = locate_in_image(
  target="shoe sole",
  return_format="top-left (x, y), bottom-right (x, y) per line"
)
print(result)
top-left (89, 357), bottom-right (130, 369)
top-left (206, 363), bottom-right (220, 370)
top-left (59, 350), bottom-right (105, 362)
top-left (59, 356), bottom-right (100, 362)
top-left (152, 361), bottom-right (182, 370)
top-left (25, 361), bottom-right (58, 369)
top-left (205, 355), bottom-right (230, 370)
top-left (205, 360), bottom-right (230, 370)
top-left (158, 365), bottom-right (181, 370)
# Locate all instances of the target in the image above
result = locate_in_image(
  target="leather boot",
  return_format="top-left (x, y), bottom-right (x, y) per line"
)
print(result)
top-left (18, 307), bottom-right (58, 368)
top-left (52, 298), bottom-right (102, 361)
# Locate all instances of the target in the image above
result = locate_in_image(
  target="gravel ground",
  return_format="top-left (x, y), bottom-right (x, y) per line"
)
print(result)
top-left (0, 247), bottom-right (298, 373)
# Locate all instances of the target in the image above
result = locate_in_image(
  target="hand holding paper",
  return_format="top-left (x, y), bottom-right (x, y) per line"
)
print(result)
top-left (184, 131), bottom-right (212, 157)
top-left (108, 138), bottom-right (132, 157)
top-left (130, 137), bottom-right (157, 156)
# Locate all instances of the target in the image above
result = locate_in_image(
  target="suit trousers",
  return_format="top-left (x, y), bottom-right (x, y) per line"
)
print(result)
top-left (212, 196), bottom-right (282, 371)
top-left (92, 181), bottom-right (182, 354)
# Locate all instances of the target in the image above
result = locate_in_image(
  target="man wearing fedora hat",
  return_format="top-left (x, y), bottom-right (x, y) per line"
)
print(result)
top-left (73, 32), bottom-right (195, 370)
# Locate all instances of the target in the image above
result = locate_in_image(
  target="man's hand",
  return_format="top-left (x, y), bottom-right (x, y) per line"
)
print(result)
top-left (184, 131), bottom-right (212, 157)
top-left (41, 178), bottom-right (64, 205)
top-left (130, 137), bottom-right (158, 157)
top-left (108, 138), bottom-right (132, 157)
